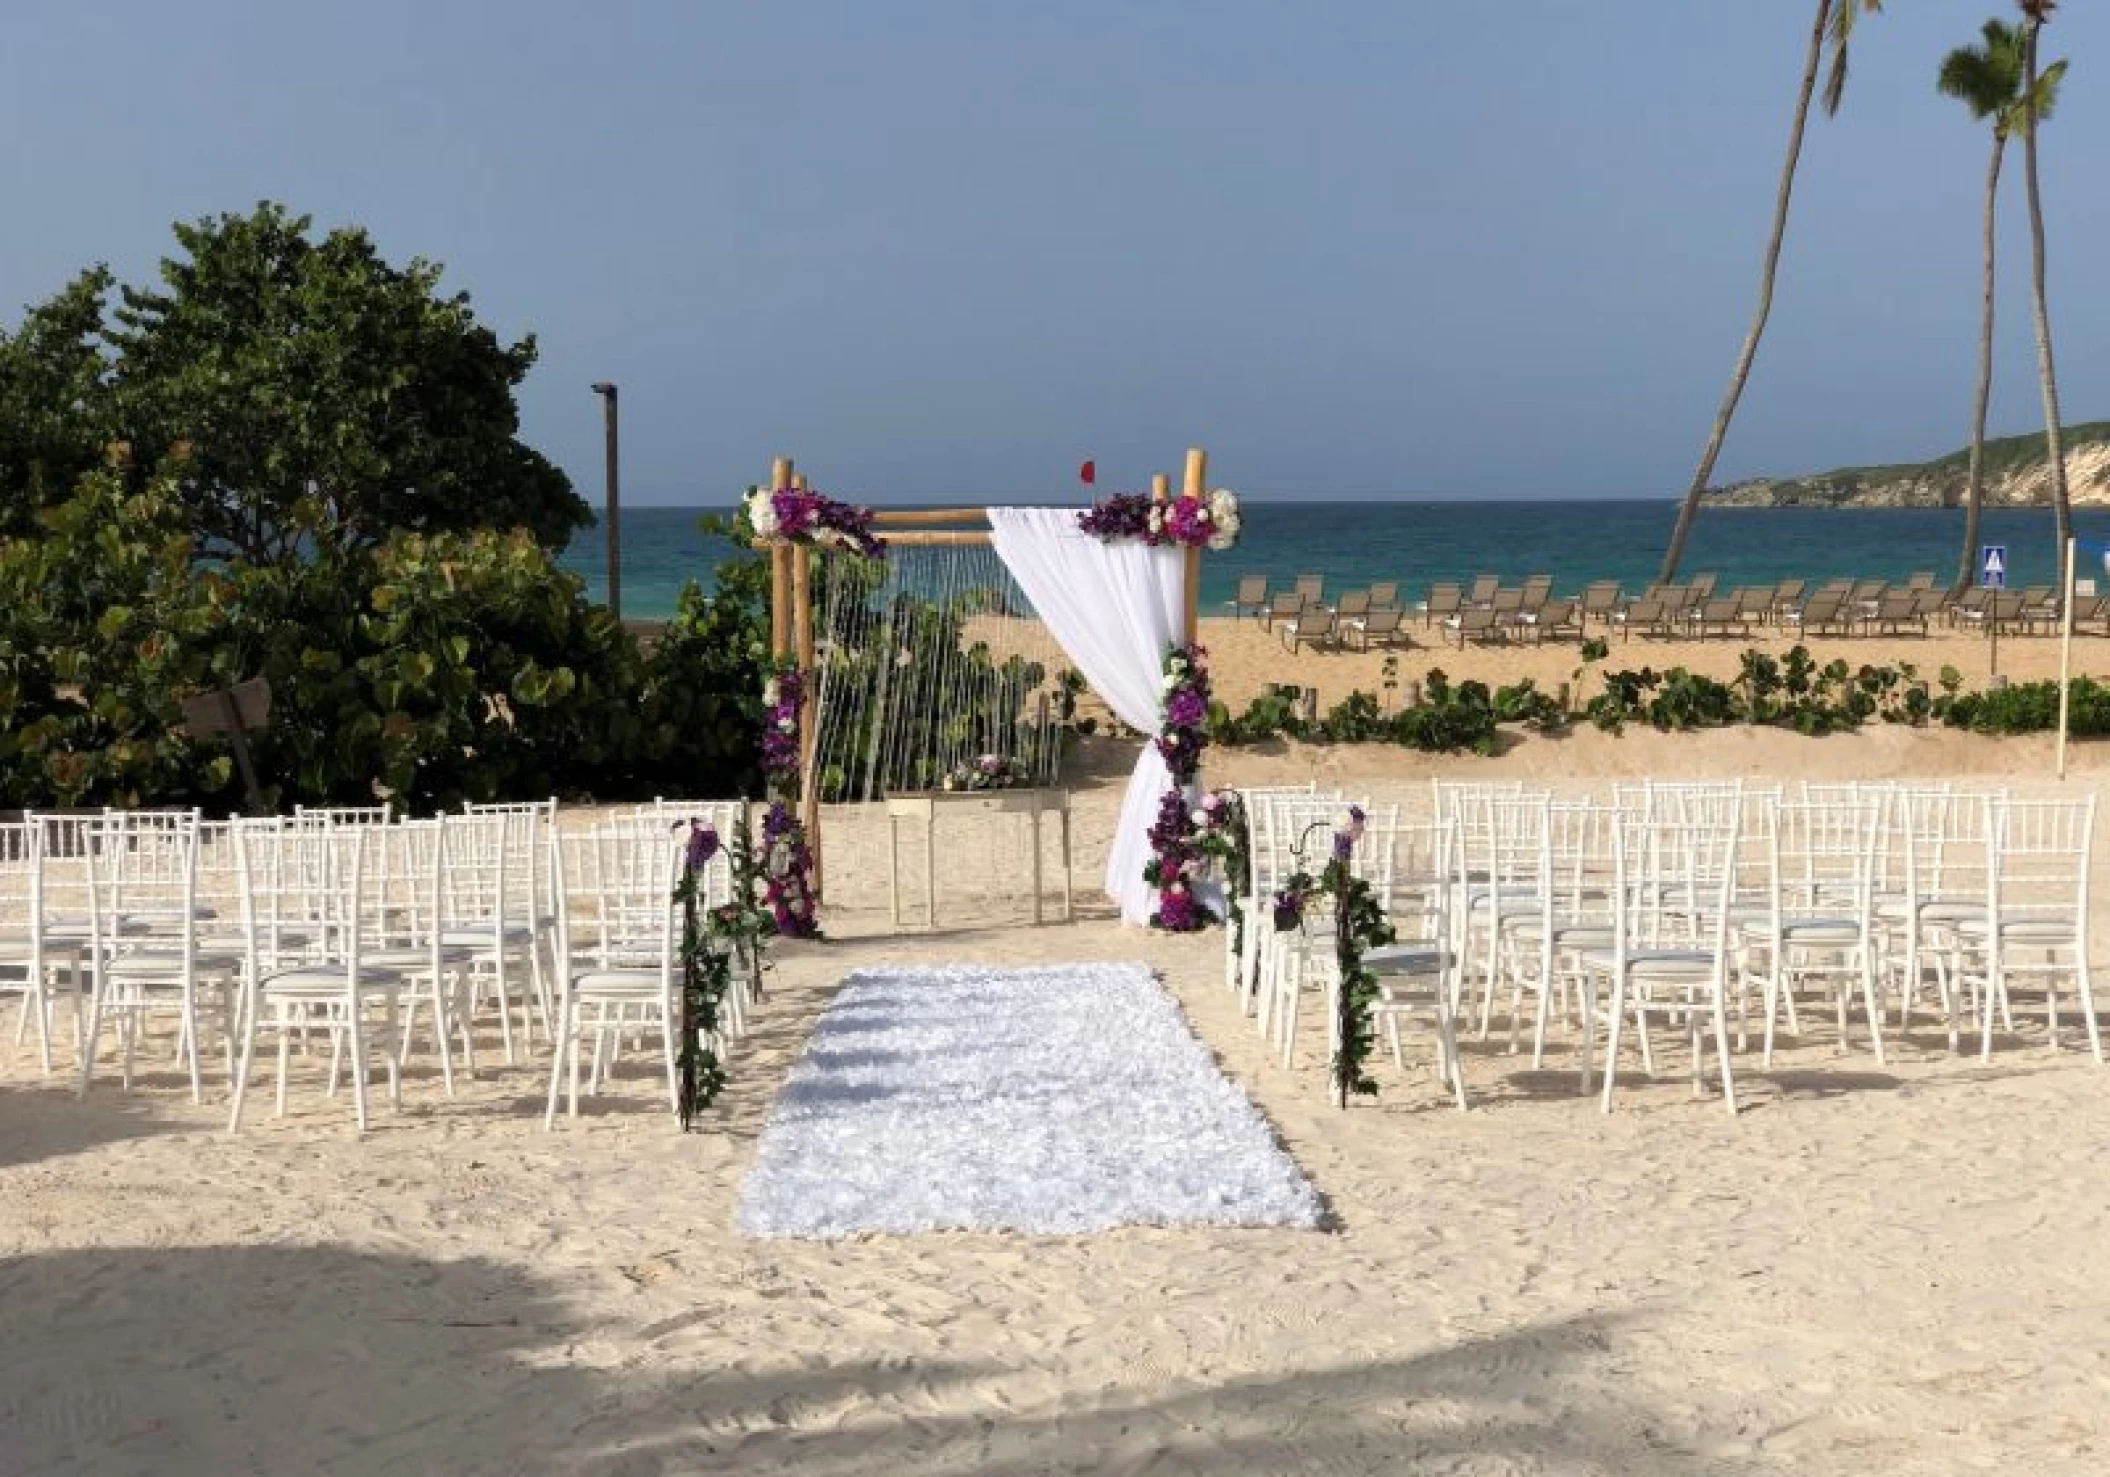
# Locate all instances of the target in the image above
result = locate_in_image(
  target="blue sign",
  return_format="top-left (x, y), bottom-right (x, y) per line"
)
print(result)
top-left (1981, 544), bottom-right (2008, 590)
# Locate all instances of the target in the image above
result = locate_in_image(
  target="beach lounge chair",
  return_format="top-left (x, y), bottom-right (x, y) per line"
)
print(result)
top-left (1466, 574), bottom-right (1499, 608)
top-left (1279, 606), bottom-right (1338, 653)
top-left (1519, 574), bottom-right (1554, 613)
top-left (1262, 591), bottom-right (1305, 629)
top-left (1522, 597), bottom-right (1583, 644)
top-left (1422, 582), bottom-right (1463, 627)
top-left (1689, 596), bottom-right (1743, 639)
top-left (1781, 591), bottom-right (1848, 638)
top-left (1344, 605), bottom-right (1409, 651)
top-left (1367, 581), bottom-right (1401, 610)
top-left (2017, 585), bottom-right (2059, 634)
top-left (1334, 590), bottom-right (1372, 620)
top-left (1579, 581), bottom-right (1623, 626)
top-left (1293, 573), bottom-right (1325, 605)
top-left (1768, 579), bottom-right (1806, 628)
top-left (1443, 606), bottom-right (1503, 647)
top-left (1611, 597), bottom-right (1672, 642)
top-left (1945, 587), bottom-right (1990, 630)
top-left (1864, 589), bottom-right (1925, 637)
top-left (1229, 574), bottom-right (1269, 621)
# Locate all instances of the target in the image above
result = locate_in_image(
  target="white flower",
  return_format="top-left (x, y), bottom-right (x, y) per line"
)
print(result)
top-left (1147, 506), bottom-right (1165, 533)
top-left (763, 679), bottom-right (781, 707)
top-left (1191, 809), bottom-right (1209, 826)
top-left (747, 489), bottom-right (780, 537)
top-left (778, 717), bottom-right (797, 732)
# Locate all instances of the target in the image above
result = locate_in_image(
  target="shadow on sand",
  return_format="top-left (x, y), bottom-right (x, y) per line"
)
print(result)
top-left (0, 1243), bottom-right (1705, 1476)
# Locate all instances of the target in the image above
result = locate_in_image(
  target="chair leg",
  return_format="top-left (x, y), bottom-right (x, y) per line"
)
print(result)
top-left (543, 991), bottom-right (573, 1130)
top-left (2077, 947), bottom-right (2104, 1065)
top-left (1599, 974), bottom-right (1626, 1113)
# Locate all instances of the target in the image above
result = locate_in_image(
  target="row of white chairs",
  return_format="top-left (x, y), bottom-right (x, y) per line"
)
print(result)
top-left (0, 798), bottom-right (760, 1133)
top-left (1222, 778), bottom-right (2100, 1115)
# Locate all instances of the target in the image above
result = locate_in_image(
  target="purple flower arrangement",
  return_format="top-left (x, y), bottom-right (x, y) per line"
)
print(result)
top-left (743, 485), bottom-right (886, 558)
top-left (942, 753), bottom-right (1029, 792)
top-left (1145, 643), bottom-right (1214, 931)
top-left (760, 799), bottom-right (819, 938)
top-left (1076, 488), bottom-right (1241, 551)
top-left (760, 668), bottom-right (804, 788)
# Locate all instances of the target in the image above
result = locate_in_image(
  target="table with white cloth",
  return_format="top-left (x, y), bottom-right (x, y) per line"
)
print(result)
top-left (883, 789), bottom-right (1073, 929)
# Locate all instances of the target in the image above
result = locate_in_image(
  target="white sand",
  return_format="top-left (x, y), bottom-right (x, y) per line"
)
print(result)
top-left (6, 724), bottom-right (2110, 1474)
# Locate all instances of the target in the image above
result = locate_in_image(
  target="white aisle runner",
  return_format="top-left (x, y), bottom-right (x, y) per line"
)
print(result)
top-left (737, 963), bottom-right (1323, 1238)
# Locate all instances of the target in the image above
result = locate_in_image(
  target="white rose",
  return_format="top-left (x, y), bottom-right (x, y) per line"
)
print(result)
top-left (763, 680), bottom-right (781, 706)
top-left (1191, 809), bottom-right (1209, 826)
top-left (748, 491), bottom-right (780, 537)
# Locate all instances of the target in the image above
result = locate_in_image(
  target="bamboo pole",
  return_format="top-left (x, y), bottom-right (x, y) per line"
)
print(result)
top-left (791, 472), bottom-right (808, 491)
top-left (768, 457), bottom-right (793, 658)
top-left (1150, 473), bottom-right (1169, 501)
top-left (870, 507), bottom-right (994, 526)
top-left (793, 541), bottom-right (822, 897)
top-left (1181, 446), bottom-right (1206, 648)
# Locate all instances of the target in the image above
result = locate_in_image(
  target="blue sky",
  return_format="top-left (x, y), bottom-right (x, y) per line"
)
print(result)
top-left (3, 1), bottom-right (2105, 503)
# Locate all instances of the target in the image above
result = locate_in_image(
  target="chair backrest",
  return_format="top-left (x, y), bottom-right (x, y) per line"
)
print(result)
top-left (1335, 590), bottom-right (1371, 618)
top-left (1367, 581), bottom-right (1400, 608)
top-left (97, 809), bottom-right (204, 943)
top-left (1490, 586), bottom-right (1524, 613)
top-left (1372, 816), bottom-right (1455, 947)
top-left (1269, 591), bottom-right (1305, 619)
top-left (1466, 574), bottom-right (1498, 604)
top-left (1425, 583), bottom-right (1463, 616)
top-left (1581, 581), bottom-right (1622, 615)
top-left (1295, 608), bottom-right (1337, 636)
top-left (553, 820), bottom-right (679, 979)
top-left (1519, 574), bottom-right (1553, 609)
top-left (1294, 573), bottom-right (1324, 601)
top-left (1361, 606), bottom-right (1405, 635)
top-left (1905, 571), bottom-right (1936, 591)
top-left (640, 800), bottom-right (745, 906)
top-left (1771, 578), bottom-right (1806, 604)
top-left (1983, 794), bottom-right (2093, 931)
top-left (1235, 574), bottom-right (1268, 603)
top-left (1762, 796), bottom-right (1880, 924)
top-left (234, 817), bottom-right (371, 974)
top-left (295, 803), bottom-right (394, 827)
top-left (1610, 802), bottom-right (1740, 956)
top-left (1686, 572), bottom-right (1718, 597)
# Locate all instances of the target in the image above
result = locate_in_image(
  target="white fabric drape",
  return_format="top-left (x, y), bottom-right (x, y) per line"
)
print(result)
top-left (986, 507), bottom-right (1184, 924)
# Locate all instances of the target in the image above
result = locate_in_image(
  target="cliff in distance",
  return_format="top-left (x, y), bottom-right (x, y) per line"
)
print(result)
top-left (1706, 421), bottom-right (2110, 508)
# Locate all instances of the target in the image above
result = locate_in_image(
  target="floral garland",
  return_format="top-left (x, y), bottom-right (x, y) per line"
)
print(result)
top-left (1077, 488), bottom-right (1242, 551)
top-left (1270, 806), bottom-right (1394, 1107)
top-left (1143, 643), bottom-right (1213, 931)
top-left (758, 663), bottom-right (821, 938)
top-left (1195, 788), bottom-right (1251, 979)
top-left (942, 753), bottom-right (1029, 791)
top-left (675, 819), bottom-right (732, 1128)
top-left (742, 484), bottom-right (886, 558)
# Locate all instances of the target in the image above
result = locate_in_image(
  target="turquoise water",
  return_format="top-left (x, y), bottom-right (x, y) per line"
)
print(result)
top-left (559, 502), bottom-right (2110, 621)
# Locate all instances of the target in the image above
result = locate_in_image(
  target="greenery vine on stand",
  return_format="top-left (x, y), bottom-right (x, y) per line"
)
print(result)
top-left (1271, 808), bottom-right (1395, 1108)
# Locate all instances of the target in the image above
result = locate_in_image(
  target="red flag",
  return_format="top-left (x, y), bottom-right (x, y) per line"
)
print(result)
top-left (1079, 459), bottom-right (1096, 486)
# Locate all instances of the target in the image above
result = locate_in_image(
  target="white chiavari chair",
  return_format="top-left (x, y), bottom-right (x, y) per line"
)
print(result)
top-left (1361, 815), bottom-right (1468, 1109)
top-left (1954, 794), bottom-right (2099, 1063)
top-left (227, 818), bottom-right (410, 1134)
top-left (545, 819), bottom-right (681, 1126)
top-left (1, 820), bottom-right (88, 1076)
top-left (77, 810), bottom-right (243, 1102)
top-left (1737, 795), bottom-right (1886, 1067)
top-left (1584, 798), bottom-right (1745, 1115)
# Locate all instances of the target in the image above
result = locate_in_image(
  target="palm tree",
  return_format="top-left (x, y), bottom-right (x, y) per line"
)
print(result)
top-left (2014, 1), bottom-right (2072, 566)
top-left (1937, 20), bottom-right (2027, 593)
top-left (1657, 0), bottom-right (1884, 585)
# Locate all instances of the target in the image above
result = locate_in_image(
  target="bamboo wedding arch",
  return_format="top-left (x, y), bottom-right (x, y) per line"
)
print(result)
top-left (756, 446), bottom-right (1218, 908)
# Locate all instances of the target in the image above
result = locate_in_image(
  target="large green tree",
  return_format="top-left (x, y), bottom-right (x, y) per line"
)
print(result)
top-left (0, 203), bottom-right (588, 560)
top-left (0, 266), bottom-right (115, 538)
top-left (1937, 19), bottom-right (2032, 592)
top-left (2013, 2), bottom-right (2073, 568)
top-left (1657, 0), bottom-right (1883, 585)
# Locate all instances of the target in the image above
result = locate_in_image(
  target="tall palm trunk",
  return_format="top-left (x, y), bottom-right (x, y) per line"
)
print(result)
top-left (2020, 20), bottom-right (2070, 559)
top-left (1954, 132), bottom-right (2006, 593)
top-left (1659, 0), bottom-right (1834, 584)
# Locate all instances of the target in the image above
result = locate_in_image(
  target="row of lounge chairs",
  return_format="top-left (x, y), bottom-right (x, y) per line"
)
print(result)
top-left (1231, 570), bottom-right (2109, 653)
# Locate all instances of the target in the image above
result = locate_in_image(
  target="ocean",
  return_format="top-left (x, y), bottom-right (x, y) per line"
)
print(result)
top-left (558, 501), bottom-right (2110, 622)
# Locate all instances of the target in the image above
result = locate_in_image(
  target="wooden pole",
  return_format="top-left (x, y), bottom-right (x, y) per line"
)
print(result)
top-left (791, 472), bottom-right (808, 492)
top-left (2058, 535), bottom-right (2076, 780)
top-left (1150, 473), bottom-right (1170, 501)
top-left (1181, 446), bottom-right (1206, 648)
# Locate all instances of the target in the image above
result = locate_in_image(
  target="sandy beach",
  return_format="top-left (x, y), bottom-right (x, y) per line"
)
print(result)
top-left (6, 705), bottom-right (2110, 1476)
